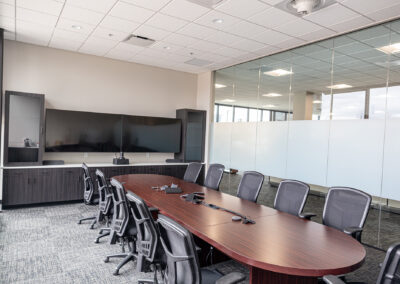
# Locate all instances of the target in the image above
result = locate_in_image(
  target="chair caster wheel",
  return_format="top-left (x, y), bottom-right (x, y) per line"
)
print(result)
top-left (94, 239), bottom-right (99, 244)
top-left (113, 270), bottom-right (119, 276)
top-left (90, 226), bottom-right (95, 230)
top-left (104, 257), bottom-right (109, 263)
top-left (77, 221), bottom-right (81, 224)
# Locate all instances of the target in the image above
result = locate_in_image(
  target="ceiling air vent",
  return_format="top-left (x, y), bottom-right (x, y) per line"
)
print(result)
top-left (186, 0), bottom-right (227, 8)
top-left (185, 58), bottom-right (213, 67)
top-left (276, 0), bottom-right (336, 16)
top-left (123, 34), bottom-right (155, 47)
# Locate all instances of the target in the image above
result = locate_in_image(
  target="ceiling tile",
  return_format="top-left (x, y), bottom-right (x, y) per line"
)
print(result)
top-left (0, 15), bottom-right (15, 31)
top-left (304, 3), bottom-right (360, 27)
top-left (146, 13), bottom-right (188, 32)
top-left (4, 31), bottom-right (15, 40)
top-left (17, 34), bottom-right (50, 46)
top-left (215, 0), bottom-right (270, 19)
top-left (0, 0), bottom-right (15, 5)
top-left (172, 46), bottom-right (203, 57)
top-left (52, 28), bottom-right (88, 42)
top-left (226, 20), bottom-right (269, 38)
top-left (113, 41), bottom-right (145, 53)
top-left (105, 47), bottom-right (138, 60)
top-left (252, 29), bottom-right (292, 45)
top-left (17, 0), bottom-right (63, 16)
top-left (17, 7), bottom-right (58, 26)
top-left (341, 0), bottom-right (400, 15)
top-left (365, 3), bottom-right (400, 22)
top-left (258, 0), bottom-right (282, 5)
top-left (121, 0), bottom-right (171, 11)
top-left (0, 3), bottom-right (14, 18)
top-left (92, 26), bottom-right (129, 41)
top-left (163, 33), bottom-right (201, 46)
top-left (274, 37), bottom-right (305, 49)
top-left (301, 27), bottom-right (336, 42)
top-left (275, 19), bottom-right (323, 37)
top-left (206, 30), bottom-right (242, 45)
top-left (252, 44), bottom-right (281, 56)
top-left (231, 38), bottom-right (266, 52)
top-left (99, 15), bottom-right (140, 33)
top-left (49, 36), bottom-right (83, 51)
top-left (67, 0), bottom-right (117, 13)
top-left (133, 25), bottom-right (171, 40)
top-left (249, 7), bottom-right (298, 29)
top-left (213, 46), bottom-right (247, 57)
top-left (56, 18), bottom-right (96, 35)
top-left (178, 23), bottom-right (218, 39)
top-left (329, 15), bottom-right (372, 33)
top-left (109, 1), bottom-right (154, 23)
top-left (150, 41), bottom-right (184, 52)
top-left (61, 4), bottom-right (104, 25)
top-left (161, 0), bottom-right (210, 21)
top-left (79, 36), bottom-right (116, 56)
top-left (187, 40), bottom-right (222, 52)
top-left (195, 10), bottom-right (241, 30)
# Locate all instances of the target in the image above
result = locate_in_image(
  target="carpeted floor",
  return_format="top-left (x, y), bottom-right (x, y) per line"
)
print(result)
top-left (1, 173), bottom-right (397, 283)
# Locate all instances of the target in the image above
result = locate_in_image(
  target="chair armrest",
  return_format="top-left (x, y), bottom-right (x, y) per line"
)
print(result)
top-left (148, 207), bottom-right (159, 213)
top-left (322, 275), bottom-right (345, 284)
top-left (343, 226), bottom-right (363, 236)
top-left (299, 212), bottom-right (317, 220)
top-left (215, 272), bottom-right (245, 284)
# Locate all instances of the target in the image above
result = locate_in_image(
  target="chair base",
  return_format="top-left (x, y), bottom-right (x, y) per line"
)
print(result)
top-left (95, 227), bottom-right (111, 243)
top-left (104, 252), bottom-right (137, 275)
top-left (77, 216), bottom-right (97, 230)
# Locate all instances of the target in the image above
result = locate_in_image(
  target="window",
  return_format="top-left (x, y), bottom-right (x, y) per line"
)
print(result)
top-left (312, 93), bottom-right (331, 120)
top-left (218, 105), bottom-right (233, 122)
top-left (331, 91), bottom-right (365, 120)
top-left (214, 105), bottom-right (219, 122)
top-left (275, 112), bottom-right (287, 121)
top-left (234, 107), bottom-right (248, 122)
top-left (369, 86), bottom-right (400, 119)
top-left (262, 110), bottom-right (271, 121)
top-left (249, 109), bottom-right (261, 122)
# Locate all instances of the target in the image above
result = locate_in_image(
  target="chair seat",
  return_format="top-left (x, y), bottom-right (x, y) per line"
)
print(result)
top-left (201, 268), bottom-right (223, 284)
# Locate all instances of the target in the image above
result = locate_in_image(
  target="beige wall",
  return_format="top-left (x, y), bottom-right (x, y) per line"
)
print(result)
top-left (3, 40), bottom-right (199, 163)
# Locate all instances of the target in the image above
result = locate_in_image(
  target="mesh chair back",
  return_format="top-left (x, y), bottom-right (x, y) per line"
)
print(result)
top-left (183, 162), bottom-right (203, 183)
top-left (323, 187), bottom-right (371, 231)
top-left (274, 180), bottom-right (310, 216)
top-left (95, 169), bottom-right (112, 215)
top-left (376, 243), bottom-right (400, 284)
top-left (82, 163), bottom-right (95, 204)
top-left (158, 214), bottom-right (201, 284)
top-left (127, 192), bottom-right (159, 263)
top-left (110, 178), bottom-right (130, 236)
top-left (204, 164), bottom-right (225, 190)
top-left (237, 171), bottom-right (264, 203)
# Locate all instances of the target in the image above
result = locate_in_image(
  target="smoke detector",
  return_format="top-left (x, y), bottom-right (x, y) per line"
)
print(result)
top-left (276, 0), bottom-right (336, 16)
top-left (123, 34), bottom-right (155, 47)
top-left (186, 0), bottom-right (227, 8)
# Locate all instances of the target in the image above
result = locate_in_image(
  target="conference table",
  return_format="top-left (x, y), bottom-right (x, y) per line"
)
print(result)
top-left (113, 174), bottom-right (366, 284)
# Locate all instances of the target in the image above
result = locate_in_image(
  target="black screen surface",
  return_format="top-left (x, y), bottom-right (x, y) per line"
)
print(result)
top-left (45, 109), bottom-right (122, 152)
top-left (122, 116), bottom-right (181, 153)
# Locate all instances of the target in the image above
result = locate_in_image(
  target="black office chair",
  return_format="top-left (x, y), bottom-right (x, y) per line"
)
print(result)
top-left (236, 171), bottom-right (264, 203)
top-left (77, 163), bottom-right (99, 229)
top-left (104, 178), bottom-right (137, 276)
top-left (94, 169), bottom-right (114, 244)
top-left (126, 192), bottom-right (166, 284)
top-left (157, 214), bottom-right (245, 284)
top-left (204, 164), bottom-right (225, 191)
top-left (183, 162), bottom-right (203, 183)
top-left (323, 242), bottom-right (400, 284)
top-left (274, 180), bottom-right (310, 217)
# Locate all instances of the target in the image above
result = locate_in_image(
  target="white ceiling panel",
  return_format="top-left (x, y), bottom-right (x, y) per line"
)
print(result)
top-left (0, 0), bottom-right (15, 5)
top-left (105, 47), bottom-right (138, 60)
top-left (146, 13), bottom-right (188, 32)
top-left (215, 0), bottom-right (270, 19)
top-left (304, 4), bottom-right (360, 27)
top-left (92, 26), bottom-right (129, 41)
top-left (121, 0), bottom-right (172, 11)
top-left (249, 7), bottom-right (298, 29)
top-left (113, 41), bottom-right (145, 53)
top-left (231, 38), bottom-right (266, 52)
top-left (67, 0), bottom-right (117, 14)
top-left (109, 1), bottom-right (154, 22)
top-left (0, 15), bottom-right (15, 31)
top-left (56, 18), bottom-right (96, 35)
top-left (99, 15), bottom-right (140, 33)
top-left (365, 3), bottom-right (400, 22)
top-left (17, 0), bottom-right (64, 16)
top-left (52, 28), bottom-right (88, 42)
top-left (341, 0), bottom-right (400, 15)
top-left (226, 20), bottom-right (268, 39)
top-left (195, 10), bottom-right (241, 30)
top-left (206, 30), bottom-right (242, 45)
top-left (150, 41), bottom-right (184, 52)
top-left (163, 33), bottom-right (201, 46)
top-left (79, 36), bottom-right (116, 56)
top-left (252, 29), bottom-right (292, 45)
top-left (178, 23), bottom-right (218, 39)
top-left (61, 5), bottom-right (104, 25)
top-left (17, 7), bottom-right (58, 26)
top-left (276, 19), bottom-right (324, 37)
top-left (329, 15), bottom-right (372, 33)
top-left (0, 3), bottom-right (15, 18)
top-left (213, 46), bottom-right (247, 57)
top-left (188, 39), bottom-right (222, 52)
top-left (161, 0), bottom-right (210, 21)
top-left (49, 36), bottom-right (83, 51)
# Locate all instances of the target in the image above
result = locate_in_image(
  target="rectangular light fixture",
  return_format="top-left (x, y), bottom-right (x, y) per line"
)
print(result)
top-left (327, 84), bottom-right (352, 89)
top-left (264, 69), bottom-right (293, 77)
top-left (263, 104), bottom-right (276, 108)
top-left (262, 93), bottom-right (282, 97)
top-left (376, 43), bottom-right (400, 54)
top-left (221, 99), bottom-right (235, 103)
top-left (215, 83), bottom-right (227, 88)
top-left (313, 100), bottom-right (322, 104)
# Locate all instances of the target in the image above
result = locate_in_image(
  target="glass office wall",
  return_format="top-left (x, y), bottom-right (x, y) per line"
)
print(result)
top-left (210, 19), bottom-right (400, 250)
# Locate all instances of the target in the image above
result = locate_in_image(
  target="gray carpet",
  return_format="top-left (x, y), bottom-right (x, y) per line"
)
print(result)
top-left (1, 173), bottom-right (397, 283)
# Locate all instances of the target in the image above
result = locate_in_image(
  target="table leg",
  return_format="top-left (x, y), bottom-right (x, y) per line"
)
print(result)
top-left (250, 267), bottom-right (318, 284)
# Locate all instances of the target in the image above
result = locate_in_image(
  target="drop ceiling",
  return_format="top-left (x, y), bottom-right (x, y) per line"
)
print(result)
top-left (1, 0), bottom-right (400, 73)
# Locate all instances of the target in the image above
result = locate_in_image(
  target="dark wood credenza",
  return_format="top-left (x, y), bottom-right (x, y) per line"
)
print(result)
top-left (2, 163), bottom-right (202, 207)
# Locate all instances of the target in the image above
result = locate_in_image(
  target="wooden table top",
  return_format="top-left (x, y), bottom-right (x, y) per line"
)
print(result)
top-left (114, 174), bottom-right (366, 277)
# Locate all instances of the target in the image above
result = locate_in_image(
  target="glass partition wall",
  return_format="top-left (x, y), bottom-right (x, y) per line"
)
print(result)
top-left (210, 19), bottom-right (400, 251)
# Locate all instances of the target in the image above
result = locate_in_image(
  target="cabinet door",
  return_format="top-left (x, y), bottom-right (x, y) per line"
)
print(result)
top-left (37, 168), bottom-right (62, 202)
top-left (3, 170), bottom-right (27, 206)
top-left (25, 169), bottom-right (43, 204)
top-left (63, 168), bottom-right (82, 201)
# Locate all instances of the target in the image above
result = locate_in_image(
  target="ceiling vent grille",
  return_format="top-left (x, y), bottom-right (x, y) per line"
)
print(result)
top-left (123, 34), bottom-right (155, 47)
top-left (276, 0), bottom-right (336, 16)
top-left (186, 0), bottom-right (227, 8)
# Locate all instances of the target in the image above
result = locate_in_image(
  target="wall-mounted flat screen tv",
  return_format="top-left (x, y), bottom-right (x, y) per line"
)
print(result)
top-left (45, 109), bottom-right (181, 153)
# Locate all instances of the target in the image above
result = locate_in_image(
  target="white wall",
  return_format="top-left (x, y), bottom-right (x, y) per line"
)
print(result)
top-left (3, 40), bottom-right (198, 163)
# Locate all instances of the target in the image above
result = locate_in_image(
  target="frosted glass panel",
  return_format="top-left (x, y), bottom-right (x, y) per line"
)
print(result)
top-left (256, 121), bottom-right (288, 178)
top-left (286, 121), bottom-right (330, 185)
top-left (381, 119), bottom-right (400, 201)
top-left (327, 120), bottom-right (385, 196)
top-left (230, 122), bottom-right (257, 171)
top-left (210, 123), bottom-right (232, 168)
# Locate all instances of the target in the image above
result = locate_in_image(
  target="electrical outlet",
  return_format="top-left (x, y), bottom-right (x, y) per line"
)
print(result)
top-left (84, 152), bottom-right (88, 158)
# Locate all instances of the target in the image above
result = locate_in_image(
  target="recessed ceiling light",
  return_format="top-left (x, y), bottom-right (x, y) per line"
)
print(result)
top-left (264, 69), bottom-right (293, 77)
top-left (108, 33), bottom-right (114, 37)
top-left (71, 25), bottom-right (82, 30)
top-left (377, 43), bottom-right (400, 54)
top-left (263, 104), bottom-right (276, 108)
top-left (163, 46), bottom-right (171, 50)
top-left (327, 84), bottom-right (352, 89)
top-left (313, 100), bottom-right (322, 104)
top-left (221, 99), bottom-right (235, 103)
top-left (215, 83), bottom-right (227, 88)
top-left (262, 93), bottom-right (282, 97)
top-left (213, 18), bottom-right (224, 24)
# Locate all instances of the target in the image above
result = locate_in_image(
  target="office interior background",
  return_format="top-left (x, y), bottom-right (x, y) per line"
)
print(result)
top-left (2, 0), bottom-right (400, 283)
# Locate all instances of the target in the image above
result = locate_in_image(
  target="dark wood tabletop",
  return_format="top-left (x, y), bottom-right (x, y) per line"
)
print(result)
top-left (114, 174), bottom-right (366, 284)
